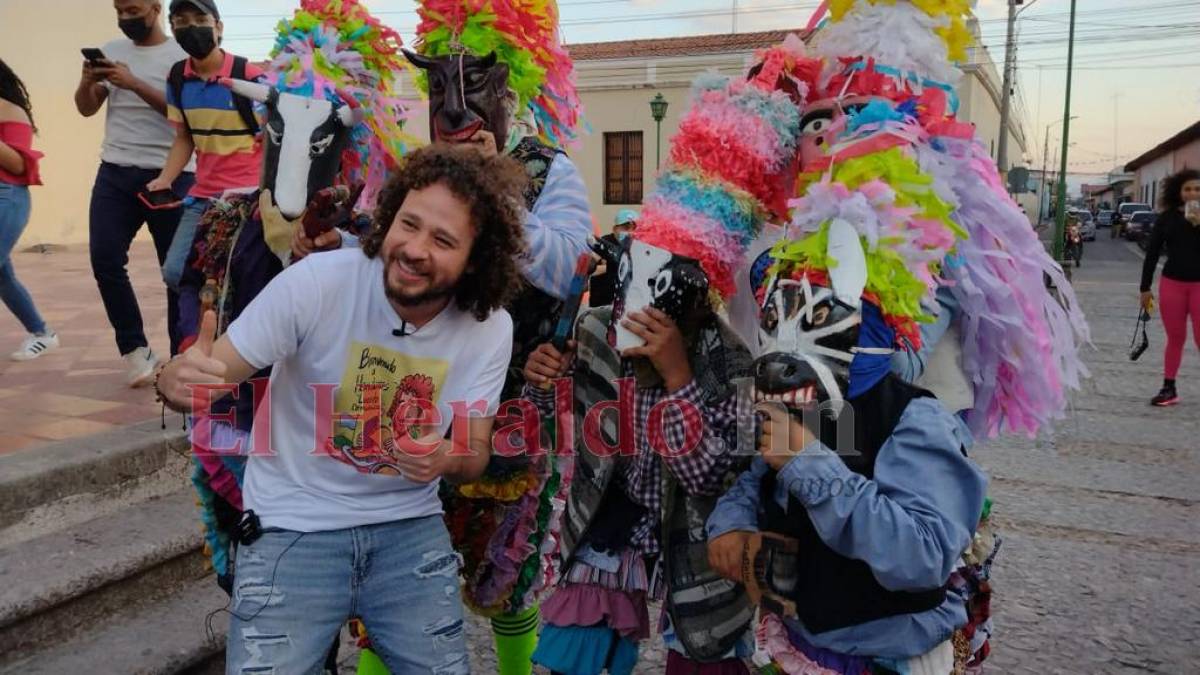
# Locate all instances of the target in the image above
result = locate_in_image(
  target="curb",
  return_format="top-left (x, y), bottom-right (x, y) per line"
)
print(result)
top-left (0, 419), bottom-right (188, 532)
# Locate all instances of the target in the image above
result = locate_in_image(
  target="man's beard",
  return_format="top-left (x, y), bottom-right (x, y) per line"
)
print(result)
top-left (382, 262), bottom-right (457, 308)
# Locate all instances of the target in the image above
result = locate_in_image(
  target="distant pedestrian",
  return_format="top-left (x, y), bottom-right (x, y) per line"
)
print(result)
top-left (588, 208), bottom-right (637, 307)
top-left (0, 58), bottom-right (57, 361)
top-left (1140, 168), bottom-right (1200, 406)
top-left (75, 0), bottom-right (194, 385)
top-left (149, 0), bottom-right (264, 292)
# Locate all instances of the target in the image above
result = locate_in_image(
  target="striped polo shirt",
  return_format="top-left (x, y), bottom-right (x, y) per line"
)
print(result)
top-left (166, 51), bottom-right (264, 198)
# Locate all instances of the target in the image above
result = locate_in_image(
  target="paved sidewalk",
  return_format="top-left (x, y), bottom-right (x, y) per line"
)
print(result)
top-left (0, 242), bottom-right (172, 455)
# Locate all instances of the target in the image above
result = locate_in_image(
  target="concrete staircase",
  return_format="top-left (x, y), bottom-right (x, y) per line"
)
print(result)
top-left (0, 419), bottom-right (228, 674)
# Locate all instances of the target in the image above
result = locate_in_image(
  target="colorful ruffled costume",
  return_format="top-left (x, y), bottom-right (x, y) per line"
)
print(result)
top-left (530, 41), bottom-right (814, 675)
top-left (187, 0), bottom-right (411, 596)
top-left (714, 2), bottom-right (1088, 673)
top-left (406, 3), bottom-right (590, 674)
top-left (801, 0), bottom-right (1090, 438)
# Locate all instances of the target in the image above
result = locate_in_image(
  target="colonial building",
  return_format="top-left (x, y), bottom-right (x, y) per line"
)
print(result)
top-left (1125, 120), bottom-right (1200, 208)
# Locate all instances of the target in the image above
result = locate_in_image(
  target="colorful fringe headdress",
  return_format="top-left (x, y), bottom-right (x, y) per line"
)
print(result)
top-left (803, 0), bottom-right (973, 121)
top-left (267, 0), bottom-right (416, 210)
top-left (798, 0), bottom-right (1091, 437)
top-left (772, 136), bottom-right (966, 349)
top-left (634, 39), bottom-right (813, 303)
top-left (413, 0), bottom-right (581, 148)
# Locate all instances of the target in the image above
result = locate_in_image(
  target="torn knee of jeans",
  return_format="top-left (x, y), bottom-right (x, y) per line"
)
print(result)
top-left (423, 616), bottom-right (465, 643)
top-left (235, 581), bottom-right (281, 602)
top-left (432, 652), bottom-right (470, 675)
top-left (414, 550), bottom-right (463, 579)
top-left (240, 630), bottom-right (291, 674)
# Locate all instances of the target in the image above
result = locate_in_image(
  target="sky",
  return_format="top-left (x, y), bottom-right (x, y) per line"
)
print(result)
top-left (219, 0), bottom-right (1200, 178)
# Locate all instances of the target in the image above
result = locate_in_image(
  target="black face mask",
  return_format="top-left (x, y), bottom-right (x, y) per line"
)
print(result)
top-left (118, 16), bottom-right (153, 43)
top-left (175, 26), bottom-right (216, 60)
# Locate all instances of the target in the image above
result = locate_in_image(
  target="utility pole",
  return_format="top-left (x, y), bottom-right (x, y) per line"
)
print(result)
top-left (996, 0), bottom-right (1021, 174)
top-left (1040, 116), bottom-right (1077, 223)
top-left (1112, 93), bottom-right (1120, 170)
top-left (1052, 0), bottom-right (1077, 263)
top-left (1040, 129), bottom-right (1051, 223)
top-left (998, 0), bottom-right (1042, 175)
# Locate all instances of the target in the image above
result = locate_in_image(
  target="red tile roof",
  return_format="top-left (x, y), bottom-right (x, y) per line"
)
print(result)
top-left (567, 29), bottom-right (805, 61)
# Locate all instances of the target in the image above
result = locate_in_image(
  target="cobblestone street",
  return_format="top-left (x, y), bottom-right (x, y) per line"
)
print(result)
top-left (973, 235), bottom-right (1200, 674)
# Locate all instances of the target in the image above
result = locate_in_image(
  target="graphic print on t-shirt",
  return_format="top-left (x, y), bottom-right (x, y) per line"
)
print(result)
top-left (327, 341), bottom-right (449, 475)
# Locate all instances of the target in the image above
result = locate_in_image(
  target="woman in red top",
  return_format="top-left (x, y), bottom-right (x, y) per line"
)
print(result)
top-left (0, 58), bottom-right (57, 360)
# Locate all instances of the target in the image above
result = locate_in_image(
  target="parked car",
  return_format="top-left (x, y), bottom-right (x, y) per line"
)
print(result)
top-left (1074, 210), bottom-right (1096, 240)
top-left (1125, 210), bottom-right (1157, 242)
top-left (1097, 210), bottom-right (1114, 227)
top-left (1117, 202), bottom-right (1152, 226)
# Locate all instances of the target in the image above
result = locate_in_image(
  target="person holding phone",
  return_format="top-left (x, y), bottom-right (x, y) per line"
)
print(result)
top-left (149, 0), bottom-right (264, 298)
top-left (1, 59), bottom-right (57, 361)
top-left (588, 209), bottom-right (637, 308)
top-left (74, 0), bottom-right (194, 386)
top-left (1140, 168), bottom-right (1200, 406)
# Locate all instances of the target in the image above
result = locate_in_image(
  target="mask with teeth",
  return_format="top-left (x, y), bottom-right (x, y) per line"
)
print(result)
top-left (751, 218), bottom-right (879, 413)
top-left (603, 238), bottom-right (708, 351)
top-left (754, 274), bottom-right (861, 412)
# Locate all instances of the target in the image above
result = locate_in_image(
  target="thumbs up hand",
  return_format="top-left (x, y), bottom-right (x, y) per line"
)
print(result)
top-left (157, 310), bottom-right (229, 412)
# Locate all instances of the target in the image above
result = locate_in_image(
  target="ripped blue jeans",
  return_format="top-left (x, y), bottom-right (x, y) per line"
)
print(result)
top-left (225, 515), bottom-right (469, 674)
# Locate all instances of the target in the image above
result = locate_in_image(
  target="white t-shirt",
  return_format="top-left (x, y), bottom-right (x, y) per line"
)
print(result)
top-left (226, 249), bottom-right (513, 532)
top-left (99, 37), bottom-right (195, 171)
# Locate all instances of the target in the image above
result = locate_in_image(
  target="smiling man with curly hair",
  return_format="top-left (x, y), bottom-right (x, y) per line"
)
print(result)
top-left (156, 143), bottom-right (527, 673)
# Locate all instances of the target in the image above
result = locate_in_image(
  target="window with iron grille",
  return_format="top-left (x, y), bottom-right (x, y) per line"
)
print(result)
top-left (604, 131), bottom-right (644, 204)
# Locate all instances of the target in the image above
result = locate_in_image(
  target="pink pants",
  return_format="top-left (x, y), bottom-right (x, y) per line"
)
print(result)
top-left (1159, 276), bottom-right (1200, 379)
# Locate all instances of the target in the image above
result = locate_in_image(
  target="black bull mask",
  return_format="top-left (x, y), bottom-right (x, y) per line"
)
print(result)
top-left (403, 50), bottom-right (511, 151)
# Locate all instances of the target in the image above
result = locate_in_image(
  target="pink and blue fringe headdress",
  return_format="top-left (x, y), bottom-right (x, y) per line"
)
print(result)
top-left (413, 0), bottom-right (582, 149)
top-left (801, 0), bottom-right (1090, 438)
top-left (635, 39), bottom-right (814, 303)
top-left (267, 0), bottom-right (416, 210)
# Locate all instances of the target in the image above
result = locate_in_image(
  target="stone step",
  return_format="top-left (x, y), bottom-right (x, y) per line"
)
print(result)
top-left (0, 577), bottom-right (228, 675)
top-left (0, 419), bottom-right (189, 547)
top-left (0, 489), bottom-right (211, 664)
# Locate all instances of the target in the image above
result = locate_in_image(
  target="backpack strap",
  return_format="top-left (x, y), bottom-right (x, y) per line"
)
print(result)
top-left (168, 60), bottom-right (192, 136)
top-left (230, 56), bottom-right (260, 135)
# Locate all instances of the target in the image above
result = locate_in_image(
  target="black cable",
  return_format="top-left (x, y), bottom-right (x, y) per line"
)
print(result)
top-left (204, 532), bottom-right (308, 644)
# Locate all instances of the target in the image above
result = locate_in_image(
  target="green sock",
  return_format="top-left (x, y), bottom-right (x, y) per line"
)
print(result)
top-left (356, 647), bottom-right (390, 675)
top-left (491, 604), bottom-right (540, 675)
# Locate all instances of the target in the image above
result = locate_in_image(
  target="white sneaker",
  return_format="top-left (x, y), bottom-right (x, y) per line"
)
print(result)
top-left (124, 346), bottom-right (160, 388)
top-left (10, 332), bottom-right (59, 361)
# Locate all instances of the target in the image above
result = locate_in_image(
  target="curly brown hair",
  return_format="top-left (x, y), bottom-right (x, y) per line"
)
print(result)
top-left (362, 144), bottom-right (528, 321)
top-left (1160, 168), bottom-right (1200, 212)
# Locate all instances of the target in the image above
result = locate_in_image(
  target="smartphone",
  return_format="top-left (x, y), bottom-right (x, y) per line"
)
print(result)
top-left (81, 48), bottom-right (107, 64)
top-left (137, 189), bottom-right (183, 211)
top-left (1185, 200), bottom-right (1200, 223)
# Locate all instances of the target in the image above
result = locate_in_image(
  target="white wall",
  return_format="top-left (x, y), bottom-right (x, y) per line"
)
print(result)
top-left (1135, 154), bottom-right (1173, 208)
top-left (570, 53), bottom-right (750, 233)
top-left (1, 0), bottom-right (119, 245)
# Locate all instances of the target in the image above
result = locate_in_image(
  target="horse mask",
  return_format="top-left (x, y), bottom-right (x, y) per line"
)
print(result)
top-left (224, 78), bottom-right (364, 219)
top-left (403, 50), bottom-right (511, 152)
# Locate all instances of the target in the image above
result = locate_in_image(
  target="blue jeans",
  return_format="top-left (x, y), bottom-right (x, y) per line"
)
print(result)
top-left (226, 515), bottom-right (470, 674)
top-left (162, 197), bottom-right (210, 291)
top-left (0, 182), bottom-right (46, 334)
top-left (89, 163), bottom-right (194, 355)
